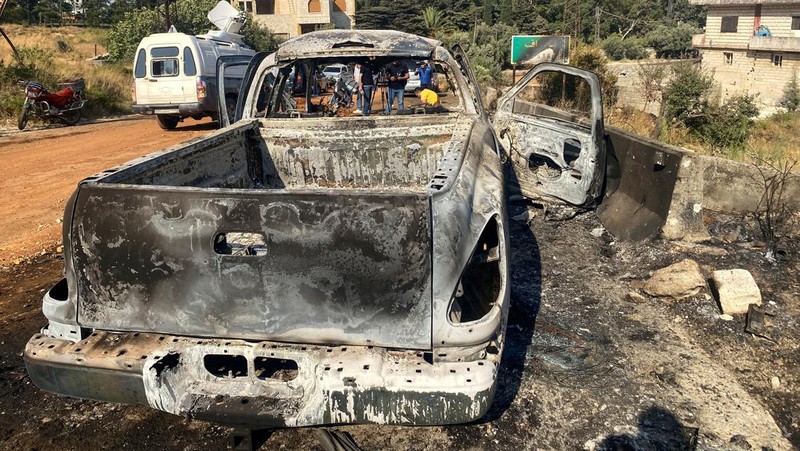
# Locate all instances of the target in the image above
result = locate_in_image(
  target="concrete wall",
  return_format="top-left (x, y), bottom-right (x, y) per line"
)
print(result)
top-left (662, 152), bottom-right (800, 241)
top-left (609, 60), bottom-right (696, 116)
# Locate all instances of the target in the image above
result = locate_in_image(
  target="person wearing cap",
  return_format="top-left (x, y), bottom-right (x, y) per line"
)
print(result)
top-left (416, 61), bottom-right (433, 90)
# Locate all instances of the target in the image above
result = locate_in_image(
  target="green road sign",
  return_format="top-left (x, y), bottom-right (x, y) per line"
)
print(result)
top-left (511, 35), bottom-right (570, 66)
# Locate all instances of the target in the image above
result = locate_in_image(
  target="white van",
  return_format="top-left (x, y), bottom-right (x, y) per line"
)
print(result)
top-left (131, 2), bottom-right (255, 129)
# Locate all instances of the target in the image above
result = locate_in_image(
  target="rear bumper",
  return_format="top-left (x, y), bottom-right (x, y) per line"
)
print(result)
top-left (25, 330), bottom-right (499, 427)
top-left (132, 103), bottom-right (205, 116)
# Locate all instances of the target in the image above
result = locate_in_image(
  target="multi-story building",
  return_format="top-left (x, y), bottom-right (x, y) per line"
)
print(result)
top-left (691, 0), bottom-right (800, 112)
top-left (236, 0), bottom-right (355, 39)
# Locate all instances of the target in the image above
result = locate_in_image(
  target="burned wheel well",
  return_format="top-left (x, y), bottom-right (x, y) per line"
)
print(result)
top-left (448, 216), bottom-right (503, 324)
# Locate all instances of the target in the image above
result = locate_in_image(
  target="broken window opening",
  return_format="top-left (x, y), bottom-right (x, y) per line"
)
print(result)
top-left (513, 70), bottom-right (593, 127)
top-left (254, 357), bottom-right (299, 381)
top-left (449, 217), bottom-right (502, 324)
top-left (204, 354), bottom-right (248, 378)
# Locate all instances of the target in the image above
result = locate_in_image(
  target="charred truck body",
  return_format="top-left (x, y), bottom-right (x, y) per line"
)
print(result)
top-left (25, 30), bottom-right (606, 427)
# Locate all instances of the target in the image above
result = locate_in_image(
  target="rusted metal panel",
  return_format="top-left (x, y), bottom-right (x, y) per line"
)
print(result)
top-left (597, 127), bottom-right (683, 241)
top-left (276, 30), bottom-right (439, 61)
top-left (73, 186), bottom-right (432, 349)
top-left (25, 331), bottom-right (500, 427)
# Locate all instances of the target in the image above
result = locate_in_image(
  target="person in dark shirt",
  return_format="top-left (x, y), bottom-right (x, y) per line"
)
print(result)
top-left (384, 60), bottom-right (409, 114)
top-left (358, 63), bottom-right (376, 116)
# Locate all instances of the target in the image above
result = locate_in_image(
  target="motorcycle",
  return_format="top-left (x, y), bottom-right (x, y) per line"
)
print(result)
top-left (17, 78), bottom-right (86, 130)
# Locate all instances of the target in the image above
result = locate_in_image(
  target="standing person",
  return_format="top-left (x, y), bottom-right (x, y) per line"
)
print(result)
top-left (353, 63), bottom-right (363, 114)
top-left (384, 60), bottom-right (409, 115)
top-left (359, 62), bottom-right (376, 116)
top-left (416, 61), bottom-right (433, 90)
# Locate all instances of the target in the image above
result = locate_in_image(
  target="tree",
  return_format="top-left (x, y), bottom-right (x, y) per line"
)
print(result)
top-left (662, 62), bottom-right (712, 126)
top-left (107, 0), bottom-right (279, 62)
top-left (421, 7), bottom-right (447, 36)
top-left (779, 70), bottom-right (800, 112)
top-left (81, 0), bottom-right (111, 27)
top-left (645, 23), bottom-right (701, 59)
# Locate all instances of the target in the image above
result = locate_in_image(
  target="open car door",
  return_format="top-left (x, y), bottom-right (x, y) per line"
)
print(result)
top-left (493, 63), bottom-right (605, 206)
top-left (216, 54), bottom-right (262, 127)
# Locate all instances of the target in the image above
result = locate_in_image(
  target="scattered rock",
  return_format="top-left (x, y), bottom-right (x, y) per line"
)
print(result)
top-left (712, 269), bottom-right (762, 315)
top-left (729, 434), bottom-right (752, 450)
top-left (590, 227), bottom-right (604, 238)
top-left (770, 376), bottom-right (780, 390)
top-left (642, 259), bottom-right (706, 299)
top-left (511, 208), bottom-right (539, 223)
top-left (719, 314), bottom-right (734, 321)
top-left (625, 291), bottom-right (646, 303)
top-left (56, 245), bottom-right (64, 254)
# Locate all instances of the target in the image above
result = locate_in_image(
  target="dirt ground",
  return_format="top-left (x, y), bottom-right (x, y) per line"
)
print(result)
top-left (0, 119), bottom-right (798, 450)
top-left (0, 117), bottom-right (217, 267)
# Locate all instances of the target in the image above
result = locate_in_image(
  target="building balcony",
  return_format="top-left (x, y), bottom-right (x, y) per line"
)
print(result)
top-left (749, 36), bottom-right (800, 52)
top-left (692, 33), bottom-right (800, 52)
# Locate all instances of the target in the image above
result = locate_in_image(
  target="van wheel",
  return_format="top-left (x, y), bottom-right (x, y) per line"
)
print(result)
top-left (156, 115), bottom-right (179, 130)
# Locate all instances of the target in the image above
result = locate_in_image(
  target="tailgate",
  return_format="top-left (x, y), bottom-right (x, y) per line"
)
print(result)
top-left (72, 186), bottom-right (432, 349)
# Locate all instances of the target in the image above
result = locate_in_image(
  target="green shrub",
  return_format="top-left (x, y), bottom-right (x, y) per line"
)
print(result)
top-left (779, 71), bottom-right (800, 112)
top-left (601, 35), bottom-right (648, 61)
top-left (645, 23), bottom-right (701, 59)
top-left (700, 94), bottom-right (759, 153)
top-left (571, 45), bottom-right (618, 107)
top-left (662, 62), bottom-right (713, 127)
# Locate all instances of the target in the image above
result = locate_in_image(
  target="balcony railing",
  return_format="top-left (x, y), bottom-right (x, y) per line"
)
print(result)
top-left (692, 33), bottom-right (800, 52)
top-left (749, 36), bottom-right (800, 51)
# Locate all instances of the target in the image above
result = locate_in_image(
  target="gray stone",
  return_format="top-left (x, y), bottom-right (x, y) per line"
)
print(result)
top-left (626, 291), bottom-right (647, 303)
top-left (643, 258), bottom-right (706, 299)
top-left (712, 269), bottom-right (762, 315)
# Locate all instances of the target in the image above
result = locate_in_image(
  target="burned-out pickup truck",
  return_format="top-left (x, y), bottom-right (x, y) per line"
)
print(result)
top-left (24, 30), bottom-right (605, 428)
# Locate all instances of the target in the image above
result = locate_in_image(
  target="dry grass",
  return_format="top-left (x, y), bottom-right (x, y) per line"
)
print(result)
top-left (747, 111), bottom-right (800, 164)
top-left (0, 25), bottom-right (130, 124)
top-left (607, 104), bottom-right (800, 166)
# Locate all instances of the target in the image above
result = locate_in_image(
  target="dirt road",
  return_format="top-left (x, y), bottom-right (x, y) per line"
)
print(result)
top-left (0, 117), bottom-right (217, 267)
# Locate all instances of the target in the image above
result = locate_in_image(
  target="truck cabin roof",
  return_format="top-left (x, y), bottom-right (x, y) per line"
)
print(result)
top-left (276, 30), bottom-right (440, 63)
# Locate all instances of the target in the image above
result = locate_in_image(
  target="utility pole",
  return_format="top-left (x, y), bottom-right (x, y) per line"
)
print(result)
top-left (563, 0), bottom-right (582, 49)
top-left (595, 5), bottom-right (601, 43)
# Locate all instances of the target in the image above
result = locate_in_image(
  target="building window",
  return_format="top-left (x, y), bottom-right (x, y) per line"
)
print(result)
top-left (772, 54), bottom-right (783, 67)
top-left (255, 0), bottom-right (275, 14)
top-left (724, 51), bottom-right (734, 65)
top-left (308, 0), bottom-right (321, 13)
top-left (792, 16), bottom-right (800, 30)
top-left (721, 16), bottom-right (738, 33)
top-left (238, 0), bottom-right (253, 13)
top-left (333, 0), bottom-right (346, 12)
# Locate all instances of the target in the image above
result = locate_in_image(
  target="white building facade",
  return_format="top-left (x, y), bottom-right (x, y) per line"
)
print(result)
top-left (691, 0), bottom-right (800, 112)
top-left (237, 0), bottom-right (355, 39)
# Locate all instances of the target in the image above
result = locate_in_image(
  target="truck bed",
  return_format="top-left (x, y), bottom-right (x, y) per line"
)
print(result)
top-left (105, 114), bottom-right (462, 191)
top-left (67, 115), bottom-right (470, 350)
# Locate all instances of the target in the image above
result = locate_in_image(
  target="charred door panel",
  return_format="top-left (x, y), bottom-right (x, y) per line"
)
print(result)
top-left (494, 63), bottom-right (605, 206)
top-left (73, 185), bottom-right (432, 349)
